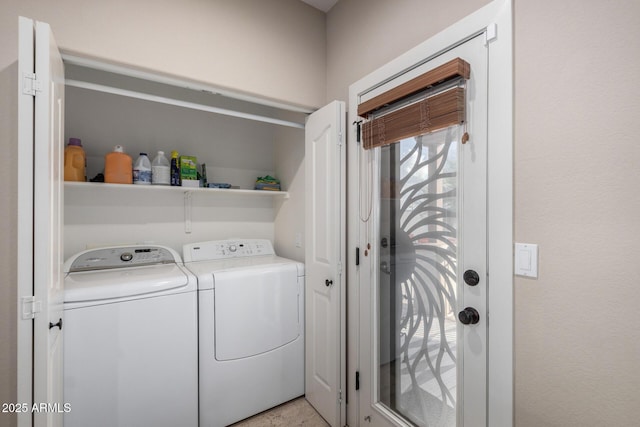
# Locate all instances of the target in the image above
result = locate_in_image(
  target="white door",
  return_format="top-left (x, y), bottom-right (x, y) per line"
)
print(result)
top-left (305, 101), bottom-right (346, 427)
top-left (15, 17), bottom-right (36, 427)
top-left (356, 34), bottom-right (488, 427)
top-left (31, 19), bottom-right (65, 427)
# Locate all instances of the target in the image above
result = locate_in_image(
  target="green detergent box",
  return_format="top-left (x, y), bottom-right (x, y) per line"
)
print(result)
top-left (180, 156), bottom-right (198, 186)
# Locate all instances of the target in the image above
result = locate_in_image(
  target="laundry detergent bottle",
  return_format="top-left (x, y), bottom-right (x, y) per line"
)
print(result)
top-left (104, 145), bottom-right (133, 184)
top-left (133, 153), bottom-right (152, 185)
top-left (63, 137), bottom-right (86, 182)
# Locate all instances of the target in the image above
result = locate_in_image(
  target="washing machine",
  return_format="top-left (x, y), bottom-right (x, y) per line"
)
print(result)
top-left (182, 239), bottom-right (305, 427)
top-left (63, 245), bottom-right (198, 427)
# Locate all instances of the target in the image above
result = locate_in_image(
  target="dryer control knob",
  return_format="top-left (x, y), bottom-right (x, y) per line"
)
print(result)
top-left (120, 252), bottom-right (133, 262)
top-left (229, 245), bottom-right (237, 253)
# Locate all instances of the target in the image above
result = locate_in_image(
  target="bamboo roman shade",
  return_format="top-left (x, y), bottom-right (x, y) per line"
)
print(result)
top-left (359, 58), bottom-right (470, 150)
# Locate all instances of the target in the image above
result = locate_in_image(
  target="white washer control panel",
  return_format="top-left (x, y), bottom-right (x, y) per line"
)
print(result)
top-left (183, 239), bottom-right (275, 262)
top-left (67, 246), bottom-right (177, 272)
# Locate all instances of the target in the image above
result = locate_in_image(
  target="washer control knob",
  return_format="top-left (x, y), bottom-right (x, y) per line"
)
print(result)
top-left (120, 252), bottom-right (133, 262)
top-left (229, 245), bottom-right (237, 253)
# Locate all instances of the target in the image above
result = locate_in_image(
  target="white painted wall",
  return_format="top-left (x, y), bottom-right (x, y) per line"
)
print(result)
top-left (274, 126), bottom-right (306, 263)
top-left (65, 187), bottom-right (278, 261)
top-left (0, 0), bottom-right (326, 110)
top-left (326, 0), bottom-right (640, 425)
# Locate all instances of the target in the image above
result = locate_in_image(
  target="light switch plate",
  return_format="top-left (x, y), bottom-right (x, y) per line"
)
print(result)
top-left (515, 243), bottom-right (538, 278)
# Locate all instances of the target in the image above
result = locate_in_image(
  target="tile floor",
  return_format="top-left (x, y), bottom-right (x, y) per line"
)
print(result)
top-left (230, 397), bottom-right (329, 427)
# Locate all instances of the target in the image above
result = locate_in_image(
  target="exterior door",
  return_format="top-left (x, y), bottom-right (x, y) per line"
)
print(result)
top-left (305, 100), bottom-right (346, 427)
top-left (356, 34), bottom-right (488, 427)
top-left (31, 18), bottom-right (65, 427)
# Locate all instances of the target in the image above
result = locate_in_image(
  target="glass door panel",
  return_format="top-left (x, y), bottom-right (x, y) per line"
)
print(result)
top-left (378, 128), bottom-right (460, 427)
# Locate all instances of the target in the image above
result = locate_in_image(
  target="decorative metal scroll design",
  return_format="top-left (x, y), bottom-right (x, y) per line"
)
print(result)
top-left (396, 132), bottom-right (458, 427)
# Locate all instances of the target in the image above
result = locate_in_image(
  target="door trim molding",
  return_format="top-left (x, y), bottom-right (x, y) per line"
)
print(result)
top-left (347, 1), bottom-right (513, 425)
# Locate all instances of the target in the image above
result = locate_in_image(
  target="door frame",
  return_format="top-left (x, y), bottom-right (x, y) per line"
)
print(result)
top-left (346, 0), bottom-right (513, 425)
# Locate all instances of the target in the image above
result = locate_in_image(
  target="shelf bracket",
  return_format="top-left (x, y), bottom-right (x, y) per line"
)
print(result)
top-left (184, 191), bottom-right (192, 234)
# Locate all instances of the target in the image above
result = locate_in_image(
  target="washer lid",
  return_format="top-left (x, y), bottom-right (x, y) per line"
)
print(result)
top-left (65, 264), bottom-right (190, 303)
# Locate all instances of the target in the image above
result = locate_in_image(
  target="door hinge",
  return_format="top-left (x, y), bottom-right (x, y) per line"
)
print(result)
top-left (355, 247), bottom-right (360, 266)
top-left (337, 261), bottom-right (343, 276)
top-left (355, 371), bottom-right (360, 390)
top-left (21, 296), bottom-right (42, 320)
top-left (338, 389), bottom-right (343, 404)
top-left (22, 73), bottom-right (42, 96)
top-left (484, 23), bottom-right (497, 46)
top-left (338, 131), bottom-right (343, 146)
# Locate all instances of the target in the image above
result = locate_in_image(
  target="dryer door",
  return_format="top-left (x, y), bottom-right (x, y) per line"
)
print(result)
top-left (213, 264), bottom-right (300, 361)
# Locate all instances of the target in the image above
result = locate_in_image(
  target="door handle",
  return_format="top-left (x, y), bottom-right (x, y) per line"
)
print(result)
top-left (49, 318), bottom-right (63, 330)
top-left (463, 269), bottom-right (480, 286)
top-left (325, 279), bottom-right (333, 287)
top-left (458, 307), bottom-right (480, 325)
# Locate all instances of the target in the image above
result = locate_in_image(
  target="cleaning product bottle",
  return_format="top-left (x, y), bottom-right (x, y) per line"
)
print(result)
top-left (63, 137), bottom-right (86, 182)
top-left (170, 150), bottom-right (181, 186)
top-left (151, 151), bottom-right (170, 185)
top-left (200, 163), bottom-right (208, 188)
top-left (104, 145), bottom-right (133, 184)
top-left (133, 153), bottom-right (152, 185)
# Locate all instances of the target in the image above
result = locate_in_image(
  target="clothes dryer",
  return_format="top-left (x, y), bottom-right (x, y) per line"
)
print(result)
top-left (63, 245), bottom-right (198, 427)
top-left (183, 239), bottom-right (305, 427)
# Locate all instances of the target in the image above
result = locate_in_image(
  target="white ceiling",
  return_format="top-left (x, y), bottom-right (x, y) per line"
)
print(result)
top-left (300, 0), bottom-right (339, 13)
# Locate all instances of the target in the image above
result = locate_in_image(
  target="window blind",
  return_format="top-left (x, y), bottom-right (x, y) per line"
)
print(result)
top-left (359, 58), bottom-right (470, 150)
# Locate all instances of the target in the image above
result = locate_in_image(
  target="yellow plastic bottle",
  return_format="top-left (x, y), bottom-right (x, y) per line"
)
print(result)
top-left (104, 145), bottom-right (133, 184)
top-left (63, 138), bottom-right (86, 182)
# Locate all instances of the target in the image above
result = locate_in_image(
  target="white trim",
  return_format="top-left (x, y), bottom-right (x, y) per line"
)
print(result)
top-left (484, 1), bottom-right (514, 425)
top-left (338, 101), bottom-right (348, 427)
top-left (61, 53), bottom-right (315, 115)
top-left (65, 79), bottom-right (305, 129)
top-left (347, 0), bottom-right (513, 425)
